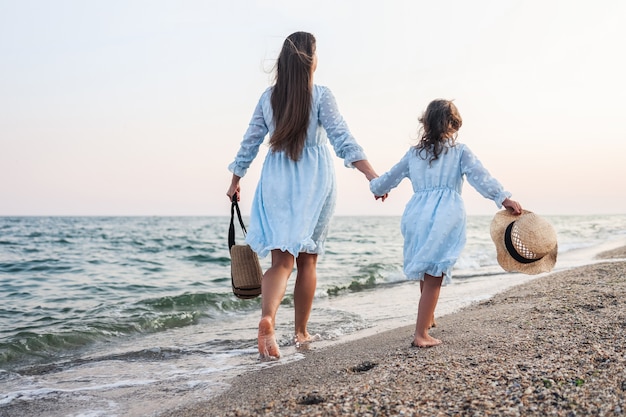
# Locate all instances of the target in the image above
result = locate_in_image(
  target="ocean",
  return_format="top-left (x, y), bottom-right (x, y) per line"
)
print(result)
top-left (1, 214), bottom-right (626, 416)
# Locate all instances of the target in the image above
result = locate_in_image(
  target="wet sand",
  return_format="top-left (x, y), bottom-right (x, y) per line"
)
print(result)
top-left (160, 247), bottom-right (626, 416)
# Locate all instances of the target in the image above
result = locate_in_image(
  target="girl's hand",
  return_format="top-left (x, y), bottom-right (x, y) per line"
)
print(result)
top-left (502, 198), bottom-right (522, 215)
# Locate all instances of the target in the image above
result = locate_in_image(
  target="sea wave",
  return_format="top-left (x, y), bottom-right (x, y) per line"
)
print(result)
top-left (1, 215), bottom-right (625, 374)
top-left (0, 290), bottom-right (262, 369)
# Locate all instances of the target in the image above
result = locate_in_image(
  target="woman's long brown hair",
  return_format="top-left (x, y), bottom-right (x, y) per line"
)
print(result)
top-left (415, 99), bottom-right (463, 164)
top-left (269, 32), bottom-right (316, 161)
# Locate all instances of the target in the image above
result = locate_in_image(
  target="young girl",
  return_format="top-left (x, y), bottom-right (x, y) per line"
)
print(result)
top-left (369, 99), bottom-right (522, 348)
top-left (227, 32), bottom-right (382, 359)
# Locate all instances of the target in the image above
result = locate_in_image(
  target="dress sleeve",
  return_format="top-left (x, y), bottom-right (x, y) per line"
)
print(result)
top-left (460, 145), bottom-right (511, 208)
top-left (318, 87), bottom-right (367, 167)
top-left (227, 93), bottom-right (269, 178)
top-left (369, 150), bottom-right (411, 196)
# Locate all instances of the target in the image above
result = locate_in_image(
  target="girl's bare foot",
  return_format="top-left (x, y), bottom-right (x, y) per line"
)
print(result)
top-left (411, 334), bottom-right (442, 348)
top-left (258, 316), bottom-right (280, 359)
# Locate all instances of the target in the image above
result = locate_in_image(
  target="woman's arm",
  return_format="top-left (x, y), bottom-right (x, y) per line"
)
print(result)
top-left (318, 87), bottom-right (367, 167)
top-left (352, 160), bottom-right (378, 181)
top-left (353, 160), bottom-right (387, 201)
top-left (227, 91), bottom-right (270, 179)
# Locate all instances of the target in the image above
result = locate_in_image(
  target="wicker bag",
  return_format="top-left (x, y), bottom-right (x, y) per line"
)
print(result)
top-left (228, 195), bottom-right (262, 299)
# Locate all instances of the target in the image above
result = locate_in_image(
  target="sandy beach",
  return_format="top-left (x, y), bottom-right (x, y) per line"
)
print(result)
top-left (160, 247), bottom-right (626, 417)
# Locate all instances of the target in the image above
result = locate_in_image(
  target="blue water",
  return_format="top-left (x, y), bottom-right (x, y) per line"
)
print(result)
top-left (1, 215), bottom-right (626, 416)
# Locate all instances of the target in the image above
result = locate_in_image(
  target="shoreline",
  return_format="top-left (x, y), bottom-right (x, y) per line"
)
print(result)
top-left (160, 247), bottom-right (626, 417)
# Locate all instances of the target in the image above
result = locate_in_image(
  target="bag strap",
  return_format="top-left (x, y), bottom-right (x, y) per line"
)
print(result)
top-left (228, 194), bottom-right (247, 250)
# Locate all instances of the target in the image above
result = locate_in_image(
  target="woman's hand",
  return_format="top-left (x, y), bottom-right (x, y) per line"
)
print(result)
top-left (226, 175), bottom-right (241, 201)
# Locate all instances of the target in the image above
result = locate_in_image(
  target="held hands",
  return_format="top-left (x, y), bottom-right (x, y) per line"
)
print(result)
top-left (368, 174), bottom-right (387, 202)
top-left (351, 160), bottom-right (388, 202)
top-left (351, 161), bottom-right (388, 202)
top-left (375, 193), bottom-right (388, 202)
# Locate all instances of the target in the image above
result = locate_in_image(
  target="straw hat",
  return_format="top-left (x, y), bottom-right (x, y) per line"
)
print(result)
top-left (490, 209), bottom-right (558, 275)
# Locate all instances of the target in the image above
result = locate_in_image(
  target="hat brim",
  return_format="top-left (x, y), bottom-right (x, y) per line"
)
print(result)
top-left (490, 209), bottom-right (558, 275)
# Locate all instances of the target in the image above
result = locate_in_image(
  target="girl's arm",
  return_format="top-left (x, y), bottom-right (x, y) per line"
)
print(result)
top-left (369, 150), bottom-right (411, 196)
top-left (502, 197), bottom-right (522, 215)
top-left (460, 145), bottom-right (517, 210)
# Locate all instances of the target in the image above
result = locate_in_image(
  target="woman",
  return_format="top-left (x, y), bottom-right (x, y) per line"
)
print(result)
top-left (226, 31), bottom-right (383, 359)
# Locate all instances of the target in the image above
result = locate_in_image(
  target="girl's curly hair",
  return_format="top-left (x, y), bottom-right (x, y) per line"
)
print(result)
top-left (415, 99), bottom-right (462, 164)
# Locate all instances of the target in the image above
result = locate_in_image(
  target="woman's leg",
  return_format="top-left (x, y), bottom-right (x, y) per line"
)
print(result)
top-left (413, 273), bottom-right (443, 347)
top-left (258, 249), bottom-right (294, 358)
top-left (294, 252), bottom-right (318, 343)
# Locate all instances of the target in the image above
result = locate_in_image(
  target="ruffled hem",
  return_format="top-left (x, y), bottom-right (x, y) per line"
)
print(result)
top-left (404, 261), bottom-right (454, 286)
top-left (246, 236), bottom-right (324, 259)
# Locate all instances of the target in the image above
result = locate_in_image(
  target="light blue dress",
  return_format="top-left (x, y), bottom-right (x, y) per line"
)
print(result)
top-left (369, 144), bottom-right (511, 285)
top-left (228, 85), bottom-right (367, 258)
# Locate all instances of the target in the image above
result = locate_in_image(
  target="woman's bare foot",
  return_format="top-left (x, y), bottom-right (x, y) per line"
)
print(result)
top-left (294, 332), bottom-right (322, 349)
top-left (258, 316), bottom-right (280, 359)
top-left (411, 334), bottom-right (442, 348)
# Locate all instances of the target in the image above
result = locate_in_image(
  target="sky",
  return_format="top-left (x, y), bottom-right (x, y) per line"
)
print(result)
top-left (1, 0), bottom-right (625, 216)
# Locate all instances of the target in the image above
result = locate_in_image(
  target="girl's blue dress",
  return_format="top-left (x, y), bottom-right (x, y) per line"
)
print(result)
top-left (228, 85), bottom-right (367, 258)
top-left (369, 144), bottom-right (511, 285)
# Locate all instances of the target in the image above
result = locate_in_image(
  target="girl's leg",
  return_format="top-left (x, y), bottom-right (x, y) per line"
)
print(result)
top-left (420, 280), bottom-right (437, 328)
top-left (258, 249), bottom-right (294, 359)
top-left (413, 273), bottom-right (444, 347)
top-left (293, 252), bottom-right (318, 344)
